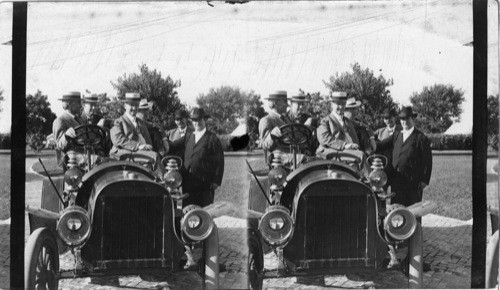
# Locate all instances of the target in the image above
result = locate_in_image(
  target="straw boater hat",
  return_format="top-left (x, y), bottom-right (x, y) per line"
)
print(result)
top-left (399, 106), bottom-right (418, 118)
top-left (82, 94), bottom-right (99, 104)
top-left (289, 92), bottom-right (308, 103)
top-left (123, 92), bottom-right (141, 104)
top-left (345, 97), bottom-right (362, 109)
top-left (138, 99), bottom-right (152, 111)
top-left (330, 92), bottom-right (347, 103)
top-left (264, 90), bottom-right (288, 101)
top-left (58, 91), bottom-right (81, 102)
top-left (191, 107), bottom-right (210, 120)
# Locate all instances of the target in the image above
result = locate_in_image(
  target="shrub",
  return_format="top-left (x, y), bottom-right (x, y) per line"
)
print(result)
top-left (217, 134), bottom-right (234, 152)
top-left (426, 133), bottom-right (472, 150)
top-left (0, 133), bottom-right (10, 149)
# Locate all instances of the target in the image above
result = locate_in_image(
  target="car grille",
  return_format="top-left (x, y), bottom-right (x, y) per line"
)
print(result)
top-left (82, 181), bottom-right (183, 270)
top-left (284, 180), bottom-right (381, 270)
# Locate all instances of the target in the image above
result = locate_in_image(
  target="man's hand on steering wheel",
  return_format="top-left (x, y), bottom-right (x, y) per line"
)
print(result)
top-left (270, 127), bottom-right (282, 138)
top-left (345, 143), bottom-right (359, 150)
top-left (65, 127), bottom-right (76, 139)
top-left (138, 144), bottom-right (153, 151)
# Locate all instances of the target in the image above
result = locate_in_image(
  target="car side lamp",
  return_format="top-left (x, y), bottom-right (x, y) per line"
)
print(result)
top-left (163, 157), bottom-right (189, 209)
top-left (367, 155), bottom-right (394, 200)
top-left (268, 155), bottom-right (288, 204)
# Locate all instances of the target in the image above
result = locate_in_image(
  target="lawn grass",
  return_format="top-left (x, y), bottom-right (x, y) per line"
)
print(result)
top-left (0, 154), bottom-right (10, 220)
top-left (424, 155), bottom-right (472, 220)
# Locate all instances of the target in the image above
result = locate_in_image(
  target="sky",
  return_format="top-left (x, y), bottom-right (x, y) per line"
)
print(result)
top-left (0, 0), bottom-right (498, 134)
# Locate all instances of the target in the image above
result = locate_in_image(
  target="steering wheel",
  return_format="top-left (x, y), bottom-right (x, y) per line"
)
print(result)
top-left (72, 124), bottom-right (107, 147)
top-left (119, 153), bottom-right (156, 171)
top-left (326, 150), bottom-right (364, 170)
top-left (276, 124), bottom-right (312, 147)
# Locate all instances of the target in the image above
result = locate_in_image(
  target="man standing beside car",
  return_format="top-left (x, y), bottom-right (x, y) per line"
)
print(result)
top-left (316, 92), bottom-right (360, 158)
top-left (376, 106), bottom-right (432, 207)
top-left (166, 109), bottom-right (194, 159)
top-left (169, 107), bottom-right (224, 207)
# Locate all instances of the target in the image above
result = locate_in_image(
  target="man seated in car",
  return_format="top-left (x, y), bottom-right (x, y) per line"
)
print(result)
top-left (109, 92), bottom-right (164, 172)
top-left (136, 98), bottom-right (170, 157)
top-left (316, 92), bottom-right (365, 164)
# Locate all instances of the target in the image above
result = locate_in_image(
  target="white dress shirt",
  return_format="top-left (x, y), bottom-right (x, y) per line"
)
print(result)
top-left (194, 128), bottom-right (207, 144)
top-left (402, 126), bottom-right (415, 143)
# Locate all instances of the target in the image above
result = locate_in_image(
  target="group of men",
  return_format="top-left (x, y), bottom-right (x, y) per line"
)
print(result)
top-left (259, 90), bottom-right (432, 208)
top-left (52, 91), bottom-right (224, 209)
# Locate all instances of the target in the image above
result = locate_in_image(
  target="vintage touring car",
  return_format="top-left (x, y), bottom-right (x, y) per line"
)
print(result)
top-left (25, 124), bottom-right (220, 289)
top-left (246, 123), bottom-right (434, 289)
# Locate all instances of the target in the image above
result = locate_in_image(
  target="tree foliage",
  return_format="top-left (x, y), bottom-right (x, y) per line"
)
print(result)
top-left (409, 84), bottom-right (465, 134)
top-left (196, 86), bottom-right (265, 143)
top-left (111, 64), bottom-right (184, 129)
top-left (26, 90), bottom-right (56, 151)
top-left (323, 63), bottom-right (396, 130)
top-left (487, 94), bottom-right (499, 151)
top-left (0, 88), bottom-right (4, 113)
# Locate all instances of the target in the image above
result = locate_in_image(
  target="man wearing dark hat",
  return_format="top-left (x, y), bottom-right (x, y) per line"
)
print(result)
top-left (376, 106), bottom-right (432, 207)
top-left (316, 92), bottom-right (360, 157)
top-left (136, 99), bottom-right (170, 157)
top-left (344, 97), bottom-right (376, 156)
top-left (258, 91), bottom-right (293, 156)
top-left (110, 93), bottom-right (155, 155)
top-left (168, 107), bottom-right (224, 207)
top-left (52, 91), bottom-right (84, 158)
top-left (166, 109), bottom-right (194, 158)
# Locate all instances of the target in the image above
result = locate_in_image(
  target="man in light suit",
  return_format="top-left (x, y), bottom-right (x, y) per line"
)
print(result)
top-left (136, 99), bottom-right (169, 157)
top-left (316, 92), bottom-right (360, 158)
top-left (52, 91), bottom-right (84, 164)
top-left (376, 106), bottom-right (432, 207)
top-left (166, 109), bottom-right (194, 158)
top-left (344, 97), bottom-right (376, 156)
top-left (110, 93), bottom-right (164, 171)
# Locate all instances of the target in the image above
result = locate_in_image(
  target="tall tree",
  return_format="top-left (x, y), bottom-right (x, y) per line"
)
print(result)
top-left (196, 86), bottom-right (265, 140)
top-left (487, 94), bottom-right (499, 151)
top-left (111, 64), bottom-right (184, 129)
top-left (323, 63), bottom-right (396, 130)
top-left (409, 84), bottom-right (465, 133)
top-left (26, 90), bottom-right (56, 151)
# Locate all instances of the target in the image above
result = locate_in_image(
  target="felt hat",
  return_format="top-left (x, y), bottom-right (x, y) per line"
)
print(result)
top-left (58, 91), bottom-right (81, 102)
top-left (191, 107), bottom-right (210, 120)
top-left (264, 90), bottom-right (288, 101)
top-left (381, 108), bottom-right (398, 118)
top-left (330, 92), bottom-right (347, 103)
top-left (174, 109), bottom-right (189, 119)
top-left (345, 97), bottom-right (362, 109)
top-left (399, 106), bottom-right (418, 118)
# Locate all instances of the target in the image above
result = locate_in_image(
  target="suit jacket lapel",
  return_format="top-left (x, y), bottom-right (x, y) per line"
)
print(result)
top-left (328, 114), bottom-right (345, 136)
top-left (194, 131), bottom-right (209, 149)
top-left (122, 115), bottom-right (139, 137)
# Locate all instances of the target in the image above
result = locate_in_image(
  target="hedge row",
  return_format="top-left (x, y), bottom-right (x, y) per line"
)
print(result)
top-left (0, 133), bottom-right (10, 149)
top-left (427, 133), bottom-right (472, 150)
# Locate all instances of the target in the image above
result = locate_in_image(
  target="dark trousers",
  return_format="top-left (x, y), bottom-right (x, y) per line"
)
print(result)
top-left (390, 172), bottom-right (423, 207)
top-left (184, 188), bottom-right (215, 208)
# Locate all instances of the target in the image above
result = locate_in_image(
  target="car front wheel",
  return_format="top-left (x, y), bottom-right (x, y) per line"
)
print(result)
top-left (25, 227), bottom-right (59, 290)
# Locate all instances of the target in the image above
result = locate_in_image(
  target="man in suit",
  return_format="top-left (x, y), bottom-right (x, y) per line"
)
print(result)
top-left (316, 92), bottom-right (361, 158)
top-left (110, 93), bottom-right (164, 172)
top-left (286, 92), bottom-right (319, 155)
top-left (52, 91), bottom-right (84, 164)
top-left (258, 90), bottom-right (292, 154)
top-left (169, 107), bottom-right (224, 207)
top-left (80, 94), bottom-right (103, 125)
top-left (344, 97), bottom-right (376, 156)
top-left (166, 109), bottom-right (194, 158)
top-left (376, 106), bottom-right (432, 207)
top-left (136, 99), bottom-right (169, 157)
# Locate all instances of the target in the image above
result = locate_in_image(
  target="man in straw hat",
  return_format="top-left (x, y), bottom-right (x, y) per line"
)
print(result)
top-left (52, 91), bottom-right (84, 158)
top-left (286, 92), bottom-right (312, 125)
top-left (316, 92), bottom-right (361, 157)
top-left (136, 98), bottom-right (170, 157)
top-left (109, 93), bottom-right (157, 157)
top-left (80, 94), bottom-right (103, 125)
top-left (376, 106), bottom-right (432, 207)
top-left (344, 97), bottom-right (376, 156)
top-left (258, 91), bottom-right (293, 160)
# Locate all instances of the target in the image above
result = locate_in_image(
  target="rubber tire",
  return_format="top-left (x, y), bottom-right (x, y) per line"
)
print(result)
top-left (408, 222), bottom-right (423, 288)
top-left (25, 227), bottom-right (60, 290)
top-left (486, 230), bottom-right (499, 288)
